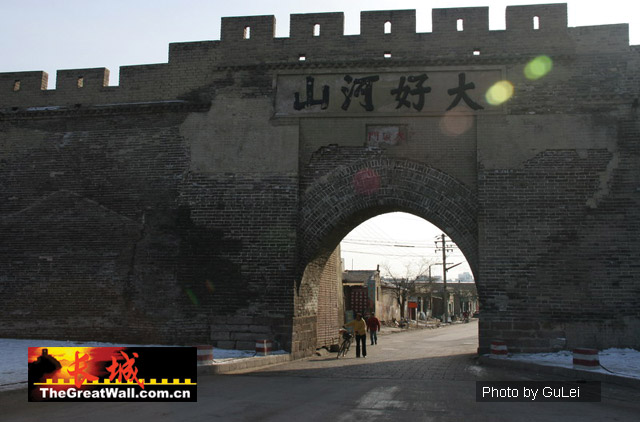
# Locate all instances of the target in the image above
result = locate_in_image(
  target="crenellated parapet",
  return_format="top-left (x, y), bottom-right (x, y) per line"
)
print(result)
top-left (0, 3), bottom-right (633, 109)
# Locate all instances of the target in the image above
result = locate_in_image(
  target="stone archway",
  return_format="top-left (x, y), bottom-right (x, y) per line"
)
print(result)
top-left (292, 158), bottom-right (479, 357)
top-left (299, 158), bottom-right (478, 275)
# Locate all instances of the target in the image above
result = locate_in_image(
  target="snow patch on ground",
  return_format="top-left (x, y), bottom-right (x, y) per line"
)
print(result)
top-left (496, 348), bottom-right (640, 379)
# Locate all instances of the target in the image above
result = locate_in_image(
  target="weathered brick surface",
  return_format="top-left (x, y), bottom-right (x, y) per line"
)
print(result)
top-left (317, 249), bottom-right (342, 348)
top-left (299, 158), bottom-right (479, 276)
top-left (0, 4), bottom-right (639, 355)
top-left (478, 139), bottom-right (640, 352)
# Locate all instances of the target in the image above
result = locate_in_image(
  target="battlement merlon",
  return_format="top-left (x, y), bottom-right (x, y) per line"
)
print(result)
top-left (506, 3), bottom-right (567, 31)
top-left (221, 15), bottom-right (276, 42)
top-left (1, 71), bottom-right (48, 93)
top-left (56, 68), bottom-right (110, 91)
top-left (360, 10), bottom-right (416, 36)
top-left (290, 12), bottom-right (344, 39)
top-left (0, 3), bottom-right (634, 107)
top-left (432, 7), bottom-right (489, 33)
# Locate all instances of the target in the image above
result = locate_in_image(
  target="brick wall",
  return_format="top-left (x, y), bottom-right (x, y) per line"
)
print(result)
top-left (316, 246), bottom-right (344, 348)
top-left (0, 109), bottom-right (299, 347)
top-left (478, 141), bottom-right (640, 352)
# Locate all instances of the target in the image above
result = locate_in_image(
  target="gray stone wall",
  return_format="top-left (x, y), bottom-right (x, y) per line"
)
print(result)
top-left (316, 247), bottom-right (345, 349)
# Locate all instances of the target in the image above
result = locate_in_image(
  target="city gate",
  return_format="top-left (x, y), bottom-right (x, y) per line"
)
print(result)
top-left (1, 4), bottom-right (638, 356)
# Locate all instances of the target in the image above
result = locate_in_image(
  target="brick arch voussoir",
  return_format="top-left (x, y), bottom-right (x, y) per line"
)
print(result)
top-left (299, 158), bottom-right (479, 277)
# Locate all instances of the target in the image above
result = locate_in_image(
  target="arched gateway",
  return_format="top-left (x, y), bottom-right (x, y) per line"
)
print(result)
top-left (294, 158), bottom-right (479, 356)
top-left (1, 4), bottom-right (638, 357)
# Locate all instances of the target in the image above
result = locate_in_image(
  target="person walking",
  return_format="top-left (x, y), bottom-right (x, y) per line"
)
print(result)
top-left (366, 312), bottom-right (381, 345)
top-left (344, 313), bottom-right (367, 358)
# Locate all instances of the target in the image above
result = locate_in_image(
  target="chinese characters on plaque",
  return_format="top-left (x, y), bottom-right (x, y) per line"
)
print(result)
top-left (292, 72), bottom-right (483, 112)
top-left (276, 69), bottom-right (502, 116)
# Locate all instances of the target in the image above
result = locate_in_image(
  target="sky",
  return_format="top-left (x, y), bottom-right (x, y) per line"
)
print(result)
top-left (2, 0), bottom-right (636, 280)
top-left (1, 0), bottom-right (638, 86)
top-left (341, 213), bottom-right (472, 280)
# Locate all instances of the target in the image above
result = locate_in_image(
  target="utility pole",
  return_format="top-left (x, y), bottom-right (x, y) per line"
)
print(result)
top-left (441, 234), bottom-right (449, 323)
top-left (434, 234), bottom-right (461, 323)
top-left (427, 263), bottom-right (439, 319)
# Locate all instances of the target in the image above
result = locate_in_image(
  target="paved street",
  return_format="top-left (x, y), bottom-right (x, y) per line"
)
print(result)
top-left (2, 321), bottom-right (639, 421)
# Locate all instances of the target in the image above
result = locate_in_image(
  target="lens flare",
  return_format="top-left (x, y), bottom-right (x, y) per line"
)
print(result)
top-left (353, 168), bottom-right (380, 195)
top-left (185, 288), bottom-right (199, 306)
top-left (524, 55), bottom-right (553, 80)
top-left (485, 80), bottom-right (514, 105)
top-left (439, 110), bottom-right (474, 137)
top-left (205, 279), bottom-right (215, 293)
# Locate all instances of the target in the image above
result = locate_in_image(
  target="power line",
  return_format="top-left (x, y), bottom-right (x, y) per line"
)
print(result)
top-left (341, 249), bottom-right (428, 258)
top-left (342, 238), bottom-right (440, 247)
top-left (342, 240), bottom-right (434, 248)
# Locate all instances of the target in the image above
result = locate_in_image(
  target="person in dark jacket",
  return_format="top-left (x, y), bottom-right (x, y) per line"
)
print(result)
top-left (366, 312), bottom-right (381, 345)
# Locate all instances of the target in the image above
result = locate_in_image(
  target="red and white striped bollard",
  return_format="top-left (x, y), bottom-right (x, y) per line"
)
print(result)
top-left (573, 348), bottom-right (599, 370)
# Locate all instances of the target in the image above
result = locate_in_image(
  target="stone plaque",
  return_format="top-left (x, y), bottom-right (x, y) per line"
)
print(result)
top-left (275, 67), bottom-right (505, 117)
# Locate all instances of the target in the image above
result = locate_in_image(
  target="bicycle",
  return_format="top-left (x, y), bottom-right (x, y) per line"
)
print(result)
top-left (337, 328), bottom-right (352, 359)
